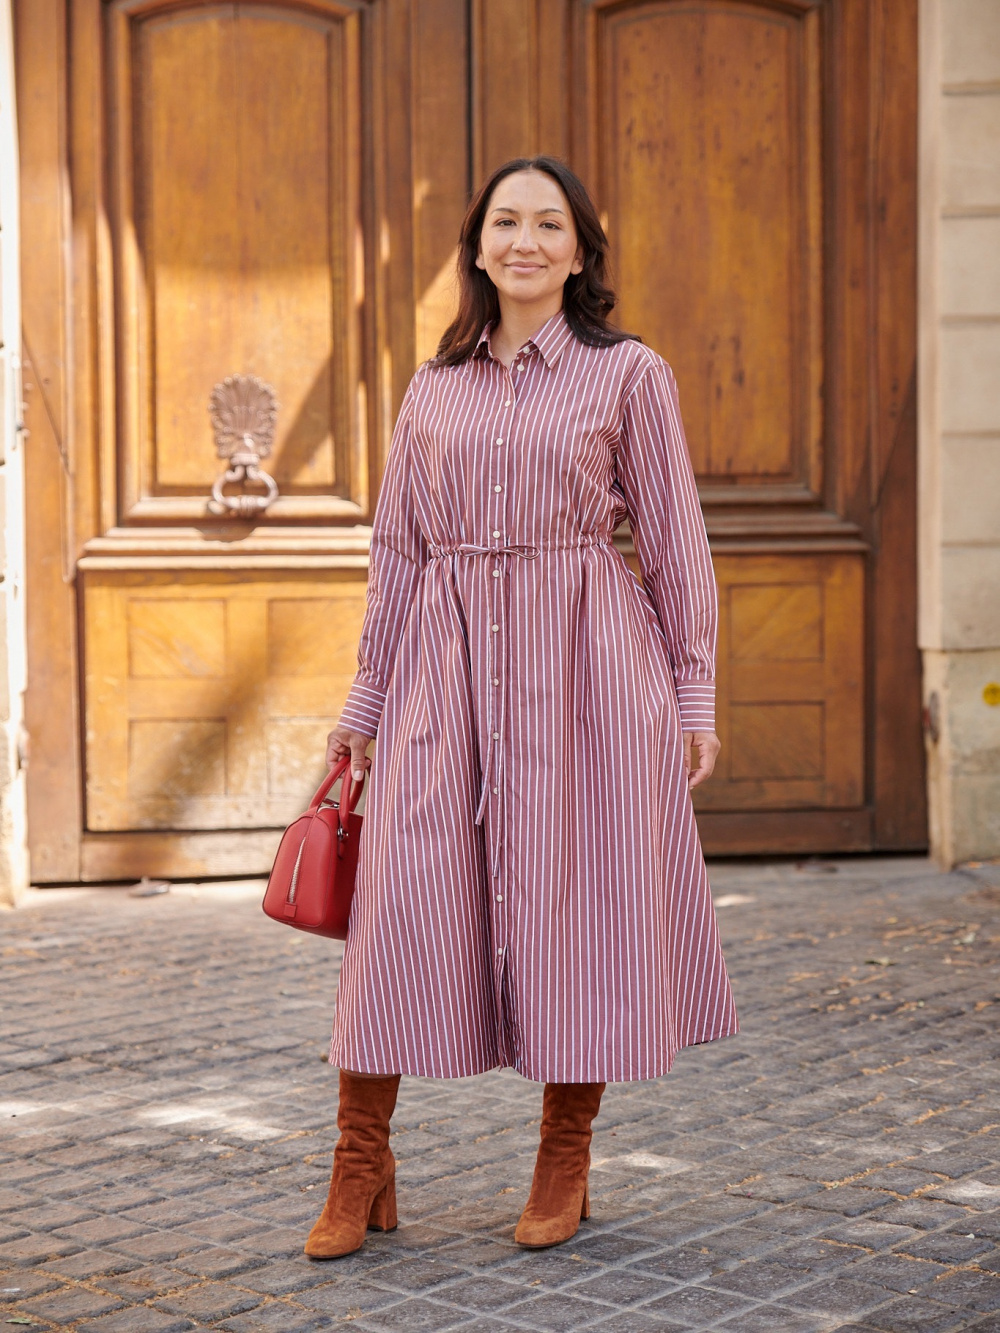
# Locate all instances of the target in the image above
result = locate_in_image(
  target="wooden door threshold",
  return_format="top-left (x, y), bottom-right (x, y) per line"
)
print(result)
top-left (697, 809), bottom-right (873, 857)
top-left (77, 830), bottom-right (282, 884)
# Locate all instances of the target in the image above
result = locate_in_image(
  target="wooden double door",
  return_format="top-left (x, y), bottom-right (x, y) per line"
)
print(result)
top-left (16, 0), bottom-right (924, 883)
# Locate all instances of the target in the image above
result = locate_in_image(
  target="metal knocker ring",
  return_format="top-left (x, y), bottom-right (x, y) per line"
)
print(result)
top-left (207, 374), bottom-right (281, 517)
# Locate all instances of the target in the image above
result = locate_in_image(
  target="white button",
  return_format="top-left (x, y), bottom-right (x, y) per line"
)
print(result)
top-left (491, 624), bottom-right (499, 632)
top-left (492, 570), bottom-right (501, 578)
top-left (497, 946), bottom-right (503, 955)
top-left (496, 894), bottom-right (503, 901)
top-left (492, 530), bottom-right (501, 537)
top-left (492, 731), bottom-right (500, 739)
top-left (492, 786), bottom-right (499, 794)
top-left (495, 438), bottom-right (504, 446)
top-left (494, 484), bottom-right (503, 493)
top-left (504, 400), bottom-right (512, 407)
top-left (493, 677), bottom-right (500, 685)
top-left (517, 364), bottom-right (525, 373)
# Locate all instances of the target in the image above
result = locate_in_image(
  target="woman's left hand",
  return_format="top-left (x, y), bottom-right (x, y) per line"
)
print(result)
top-left (684, 731), bottom-right (721, 790)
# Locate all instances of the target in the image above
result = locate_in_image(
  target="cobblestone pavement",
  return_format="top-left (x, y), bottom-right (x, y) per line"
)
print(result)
top-left (2, 856), bottom-right (1000, 1333)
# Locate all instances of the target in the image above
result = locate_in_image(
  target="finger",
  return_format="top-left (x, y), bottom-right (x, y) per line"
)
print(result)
top-left (683, 731), bottom-right (693, 777)
top-left (688, 739), bottom-right (717, 789)
top-left (349, 737), bottom-right (369, 782)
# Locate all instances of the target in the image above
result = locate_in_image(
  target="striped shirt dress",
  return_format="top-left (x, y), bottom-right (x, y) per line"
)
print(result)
top-left (329, 309), bottom-right (739, 1083)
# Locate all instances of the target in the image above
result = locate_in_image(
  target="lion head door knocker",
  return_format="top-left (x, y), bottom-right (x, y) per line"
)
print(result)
top-left (208, 374), bottom-right (280, 517)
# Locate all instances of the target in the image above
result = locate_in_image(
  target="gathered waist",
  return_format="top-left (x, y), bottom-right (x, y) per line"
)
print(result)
top-left (428, 534), bottom-right (613, 560)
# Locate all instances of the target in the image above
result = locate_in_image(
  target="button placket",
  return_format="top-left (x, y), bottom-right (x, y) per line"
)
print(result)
top-left (487, 363), bottom-right (516, 963)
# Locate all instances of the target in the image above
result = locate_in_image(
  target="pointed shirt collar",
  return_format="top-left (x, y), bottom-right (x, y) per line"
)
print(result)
top-left (474, 308), bottom-right (575, 369)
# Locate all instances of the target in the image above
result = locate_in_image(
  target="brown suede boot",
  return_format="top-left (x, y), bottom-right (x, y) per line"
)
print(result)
top-left (514, 1081), bottom-right (606, 1248)
top-left (304, 1071), bottom-right (401, 1259)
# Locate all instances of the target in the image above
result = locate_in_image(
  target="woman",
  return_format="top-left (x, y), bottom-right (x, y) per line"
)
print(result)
top-left (305, 156), bottom-right (739, 1259)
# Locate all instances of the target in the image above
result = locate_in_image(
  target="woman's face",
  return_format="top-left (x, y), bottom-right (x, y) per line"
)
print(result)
top-left (475, 170), bottom-right (584, 306)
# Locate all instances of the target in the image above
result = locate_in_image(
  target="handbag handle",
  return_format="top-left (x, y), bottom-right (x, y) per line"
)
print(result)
top-left (311, 756), bottom-right (367, 837)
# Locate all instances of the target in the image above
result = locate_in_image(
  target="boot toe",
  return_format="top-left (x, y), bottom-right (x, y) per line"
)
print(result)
top-left (514, 1210), bottom-right (581, 1249)
top-left (304, 1218), bottom-right (366, 1259)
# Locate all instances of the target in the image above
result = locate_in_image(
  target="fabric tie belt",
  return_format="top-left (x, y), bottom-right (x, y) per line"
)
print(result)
top-left (428, 534), bottom-right (611, 561)
top-left (427, 536), bottom-right (612, 874)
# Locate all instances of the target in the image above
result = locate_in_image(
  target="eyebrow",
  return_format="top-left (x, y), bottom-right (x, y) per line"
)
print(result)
top-left (490, 206), bottom-right (567, 217)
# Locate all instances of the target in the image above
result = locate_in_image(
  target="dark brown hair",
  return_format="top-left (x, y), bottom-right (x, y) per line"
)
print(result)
top-left (433, 155), bottom-right (638, 365)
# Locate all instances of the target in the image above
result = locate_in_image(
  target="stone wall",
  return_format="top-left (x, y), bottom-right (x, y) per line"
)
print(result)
top-left (0, 0), bottom-right (27, 907)
top-left (919, 0), bottom-right (1000, 865)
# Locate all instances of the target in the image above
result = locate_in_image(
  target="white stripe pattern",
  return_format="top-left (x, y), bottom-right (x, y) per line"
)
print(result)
top-left (329, 310), bottom-right (738, 1081)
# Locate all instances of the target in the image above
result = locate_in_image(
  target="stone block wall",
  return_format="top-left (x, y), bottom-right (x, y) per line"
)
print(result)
top-left (919, 0), bottom-right (1000, 865)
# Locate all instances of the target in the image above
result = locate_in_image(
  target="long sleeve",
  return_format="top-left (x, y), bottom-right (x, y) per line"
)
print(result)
top-left (338, 380), bottom-right (429, 736)
top-left (615, 358), bottom-right (718, 731)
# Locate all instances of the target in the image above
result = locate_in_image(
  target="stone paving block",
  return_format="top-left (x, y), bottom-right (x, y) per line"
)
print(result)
top-left (802, 1187), bottom-right (898, 1217)
top-left (502, 1290), bottom-right (616, 1330)
top-left (919, 1151), bottom-right (997, 1178)
top-left (181, 1214), bottom-right (262, 1245)
top-left (844, 1252), bottom-right (946, 1293)
top-left (295, 1274), bottom-right (405, 1317)
top-left (493, 1248), bottom-right (603, 1288)
top-left (644, 1283), bottom-right (756, 1323)
top-left (443, 1320), bottom-right (552, 1333)
top-left (862, 1295), bottom-right (977, 1331)
top-left (566, 1267), bottom-right (673, 1306)
top-left (785, 1275), bottom-right (896, 1316)
top-left (348, 1293), bottom-right (474, 1330)
top-left (818, 1219), bottom-right (922, 1250)
top-left (154, 1280), bottom-right (262, 1321)
top-left (871, 1198), bottom-right (976, 1229)
top-left (51, 1215), bottom-right (148, 1246)
top-left (420, 1275), bottom-right (527, 1314)
top-left (707, 1257), bottom-right (810, 1298)
top-left (96, 1263), bottom-right (201, 1301)
top-left (366, 1255), bottom-right (470, 1293)
top-left (922, 1267), bottom-right (1000, 1311)
top-left (105, 1230), bottom-right (211, 1264)
top-left (629, 1246), bottom-right (721, 1282)
top-left (217, 1307), bottom-right (334, 1333)
top-left (0, 1220), bottom-right (30, 1247)
top-left (0, 1189), bottom-right (36, 1213)
top-left (728, 1174), bottom-right (825, 1203)
top-left (768, 1238), bottom-right (870, 1274)
top-left (37, 1249), bottom-right (142, 1282)
top-left (76, 1308), bottom-right (197, 1333)
top-left (21, 1285), bottom-right (125, 1324)
top-left (716, 1306), bottom-right (825, 1332)
top-left (0, 1268), bottom-right (64, 1299)
top-left (0, 1235), bottom-right (84, 1266)
top-left (171, 1246), bottom-right (268, 1280)
top-left (228, 1258), bottom-right (331, 1296)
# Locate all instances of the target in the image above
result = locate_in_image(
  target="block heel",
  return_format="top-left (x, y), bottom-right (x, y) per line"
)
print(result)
top-left (368, 1176), bottom-right (398, 1231)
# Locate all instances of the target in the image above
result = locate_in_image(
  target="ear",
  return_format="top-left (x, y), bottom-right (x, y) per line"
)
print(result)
top-left (571, 246), bottom-right (584, 276)
top-left (475, 246), bottom-right (487, 272)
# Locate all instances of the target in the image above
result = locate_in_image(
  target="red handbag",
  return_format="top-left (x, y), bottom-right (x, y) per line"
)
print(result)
top-left (262, 757), bottom-right (366, 939)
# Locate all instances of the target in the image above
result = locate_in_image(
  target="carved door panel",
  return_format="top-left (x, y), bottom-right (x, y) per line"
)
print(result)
top-left (474, 0), bottom-right (924, 853)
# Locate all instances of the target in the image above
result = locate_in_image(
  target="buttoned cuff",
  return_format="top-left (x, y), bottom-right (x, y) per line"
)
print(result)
top-left (338, 678), bottom-right (386, 737)
top-left (675, 680), bottom-right (716, 732)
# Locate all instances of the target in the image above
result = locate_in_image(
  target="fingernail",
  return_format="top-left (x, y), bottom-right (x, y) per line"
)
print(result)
top-left (353, 769), bottom-right (362, 780)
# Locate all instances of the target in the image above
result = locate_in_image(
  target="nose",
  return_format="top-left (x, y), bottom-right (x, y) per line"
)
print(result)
top-left (511, 222), bottom-right (538, 252)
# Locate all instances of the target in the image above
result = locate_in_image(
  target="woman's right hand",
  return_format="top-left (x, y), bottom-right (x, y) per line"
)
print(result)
top-left (326, 724), bottom-right (373, 781)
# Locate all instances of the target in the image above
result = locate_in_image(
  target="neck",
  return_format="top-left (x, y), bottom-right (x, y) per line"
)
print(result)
top-left (491, 295), bottom-right (563, 366)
